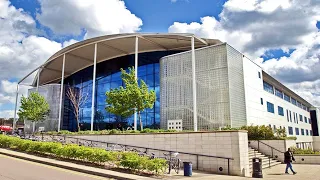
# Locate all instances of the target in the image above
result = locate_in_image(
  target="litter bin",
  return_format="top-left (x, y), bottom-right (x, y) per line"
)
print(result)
top-left (252, 157), bottom-right (263, 178)
top-left (183, 162), bottom-right (192, 176)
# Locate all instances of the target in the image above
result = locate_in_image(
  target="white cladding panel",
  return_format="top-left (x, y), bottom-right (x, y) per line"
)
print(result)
top-left (243, 57), bottom-right (313, 142)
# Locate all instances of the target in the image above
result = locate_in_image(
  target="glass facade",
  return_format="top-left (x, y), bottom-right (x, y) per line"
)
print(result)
top-left (62, 51), bottom-right (180, 131)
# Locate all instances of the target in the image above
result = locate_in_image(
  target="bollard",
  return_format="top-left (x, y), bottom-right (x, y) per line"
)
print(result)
top-left (252, 157), bottom-right (263, 178)
top-left (183, 162), bottom-right (192, 176)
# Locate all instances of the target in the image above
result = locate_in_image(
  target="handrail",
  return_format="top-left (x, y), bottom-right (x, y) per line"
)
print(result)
top-left (254, 140), bottom-right (284, 153)
top-left (249, 140), bottom-right (284, 168)
top-left (49, 135), bottom-right (234, 175)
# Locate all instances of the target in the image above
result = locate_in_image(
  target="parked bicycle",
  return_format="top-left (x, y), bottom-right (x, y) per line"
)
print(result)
top-left (163, 152), bottom-right (181, 174)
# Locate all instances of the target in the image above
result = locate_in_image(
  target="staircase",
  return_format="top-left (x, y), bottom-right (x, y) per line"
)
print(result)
top-left (248, 147), bottom-right (281, 171)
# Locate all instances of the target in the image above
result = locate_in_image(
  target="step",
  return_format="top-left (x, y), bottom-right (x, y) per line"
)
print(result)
top-left (249, 154), bottom-right (265, 158)
top-left (248, 152), bottom-right (262, 156)
top-left (249, 160), bottom-right (281, 169)
top-left (249, 157), bottom-right (274, 163)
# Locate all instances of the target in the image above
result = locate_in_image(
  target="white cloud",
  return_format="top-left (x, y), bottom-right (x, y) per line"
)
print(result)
top-left (0, 0), bottom-right (62, 118)
top-left (0, 110), bottom-right (14, 119)
top-left (63, 39), bottom-right (79, 48)
top-left (168, 0), bottom-right (320, 106)
top-left (36, 0), bottom-right (143, 39)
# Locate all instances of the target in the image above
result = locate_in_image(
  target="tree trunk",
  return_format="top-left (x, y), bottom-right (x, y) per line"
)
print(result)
top-left (138, 111), bottom-right (143, 131)
top-left (76, 118), bottom-right (80, 132)
top-left (32, 121), bottom-right (35, 133)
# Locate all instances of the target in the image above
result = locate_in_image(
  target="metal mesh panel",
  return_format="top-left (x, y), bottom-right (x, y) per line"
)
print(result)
top-left (226, 45), bottom-right (247, 127)
top-left (160, 44), bottom-right (231, 130)
top-left (25, 84), bottom-right (61, 133)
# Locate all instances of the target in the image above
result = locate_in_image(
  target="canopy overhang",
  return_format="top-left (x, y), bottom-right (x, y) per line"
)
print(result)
top-left (22, 33), bottom-right (221, 86)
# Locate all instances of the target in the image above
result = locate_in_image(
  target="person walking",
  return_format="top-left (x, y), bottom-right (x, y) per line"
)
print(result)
top-left (284, 148), bottom-right (297, 175)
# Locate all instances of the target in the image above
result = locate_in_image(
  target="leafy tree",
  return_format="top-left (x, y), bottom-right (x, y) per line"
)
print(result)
top-left (18, 92), bottom-right (50, 132)
top-left (106, 67), bottom-right (156, 130)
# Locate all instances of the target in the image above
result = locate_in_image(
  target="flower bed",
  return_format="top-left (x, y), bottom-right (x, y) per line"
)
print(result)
top-left (0, 135), bottom-right (167, 175)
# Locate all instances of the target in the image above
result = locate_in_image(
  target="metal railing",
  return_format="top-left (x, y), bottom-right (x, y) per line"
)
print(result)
top-left (249, 140), bottom-right (284, 168)
top-left (41, 135), bottom-right (234, 175)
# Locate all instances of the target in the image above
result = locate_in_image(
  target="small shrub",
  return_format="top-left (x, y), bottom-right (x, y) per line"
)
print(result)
top-left (0, 135), bottom-right (166, 175)
top-left (291, 147), bottom-right (320, 155)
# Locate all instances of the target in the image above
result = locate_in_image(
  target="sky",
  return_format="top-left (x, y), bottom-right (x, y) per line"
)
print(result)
top-left (0, 0), bottom-right (320, 118)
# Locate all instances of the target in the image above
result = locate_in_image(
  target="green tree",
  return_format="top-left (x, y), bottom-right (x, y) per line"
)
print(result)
top-left (18, 92), bottom-right (50, 132)
top-left (106, 67), bottom-right (156, 131)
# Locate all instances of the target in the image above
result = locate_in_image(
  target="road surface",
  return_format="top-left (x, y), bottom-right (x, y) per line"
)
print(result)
top-left (0, 154), bottom-right (111, 180)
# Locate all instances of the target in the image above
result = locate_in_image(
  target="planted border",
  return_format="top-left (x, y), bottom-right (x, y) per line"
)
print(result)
top-left (0, 135), bottom-right (167, 175)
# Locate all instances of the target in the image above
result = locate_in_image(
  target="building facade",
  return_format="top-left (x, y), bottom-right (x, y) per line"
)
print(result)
top-left (17, 33), bottom-right (318, 142)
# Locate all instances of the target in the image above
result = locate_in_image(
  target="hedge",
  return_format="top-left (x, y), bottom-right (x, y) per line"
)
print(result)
top-left (291, 147), bottom-right (320, 155)
top-left (0, 135), bottom-right (167, 175)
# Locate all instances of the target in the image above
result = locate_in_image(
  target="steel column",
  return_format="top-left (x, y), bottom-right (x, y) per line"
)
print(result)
top-left (58, 54), bottom-right (66, 132)
top-left (191, 36), bottom-right (198, 131)
top-left (36, 68), bottom-right (41, 91)
top-left (91, 43), bottom-right (98, 131)
top-left (13, 84), bottom-right (19, 130)
top-left (134, 36), bottom-right (138, 131)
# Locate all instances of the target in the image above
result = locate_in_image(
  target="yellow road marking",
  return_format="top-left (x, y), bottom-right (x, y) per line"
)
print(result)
top-left (0, 154), bottom-right (111, 180)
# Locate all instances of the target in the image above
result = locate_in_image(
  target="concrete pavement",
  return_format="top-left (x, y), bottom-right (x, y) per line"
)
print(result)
top-left (0, 154), bottom-right (111, 180)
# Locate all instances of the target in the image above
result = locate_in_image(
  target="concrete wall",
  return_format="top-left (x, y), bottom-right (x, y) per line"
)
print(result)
top-left (69, 131), bottom-right (249, 176)
top-left (313, 136), bottom-right (320, 151)
top-left (294, 155), bottom-right (320, 164)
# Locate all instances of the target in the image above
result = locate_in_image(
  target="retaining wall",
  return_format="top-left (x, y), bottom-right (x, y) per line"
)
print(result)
top-left (68, 131), bottom-right (249, 176)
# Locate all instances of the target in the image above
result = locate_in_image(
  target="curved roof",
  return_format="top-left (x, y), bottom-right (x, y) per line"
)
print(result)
top-left (29, 33), bottom-right (221, 86)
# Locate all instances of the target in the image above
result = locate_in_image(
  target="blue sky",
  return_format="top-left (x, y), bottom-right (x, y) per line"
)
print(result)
top-left (10, 0), bottom-right (227, 41)
top-left (0, 0), bottom-right (320, 118)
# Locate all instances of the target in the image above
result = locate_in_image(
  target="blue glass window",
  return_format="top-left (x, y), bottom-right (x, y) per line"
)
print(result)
top-left (306, 130), bottom-right (309, 136)
top-left (295, 128), bottom-right (299, 135)
top-left (301, 129), bottom-right (305, 135)
top-left (63, 51), bottom-right (181, 131)
top-left (284, 93), bottom-right (290, 102)
top-left (310, 130), bottom-right (313, 136)
top-left (293, 112), bottom-right (296, 123)
top-left (278, 106), bottom-right (284, 116)
top-left (267, 102), bottom-right (274, 113)
top-left (263, 81), bottom-right (274, 94)
top-left (297, 101), bottom-right (302, 108)
top-left (300, 114), bottom-right (303, 122)
top-left (288, 127), bottom-right (293, 135)
top-left (275, 88), bottom-right (283, 99)
top-left (309, 118), bottom-right (311, 124)
top-left (291, 97), bottom-right (297, 106)
top-left (304, 117), bottom-right (307, 123)
top-left (286, 110), bottom-right (289, 122)
top-left (260, 98), bottom-right (263, 105)
top-left (258, 72), bottom-right (261, 79)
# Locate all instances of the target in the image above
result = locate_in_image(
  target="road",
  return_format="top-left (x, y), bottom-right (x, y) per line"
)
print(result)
top-left (0, 154), bottom-right (111, 180)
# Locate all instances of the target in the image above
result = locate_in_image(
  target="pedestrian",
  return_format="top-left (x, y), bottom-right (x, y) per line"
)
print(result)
top-left (284, 148), bottom-right (297, 175)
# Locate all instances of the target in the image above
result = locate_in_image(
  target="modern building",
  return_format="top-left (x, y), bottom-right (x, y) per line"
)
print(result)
top-left (16, 33), bottom-right (319, 142)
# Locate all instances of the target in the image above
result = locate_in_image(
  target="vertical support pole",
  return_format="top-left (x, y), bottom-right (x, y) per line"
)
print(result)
top-left (191, 36), bottom-right (198, 132)
top-left (91, 43), bottom-right (98, 131)
top-left (34, 67), bottom-right (41, 132)
top-left (13, 84), bottom-right (19, 130)
top-left (58, 54), bottom-right (66, 132)
top-left (134, 36), bottom-right (138, 131)
top-left (36, 68), bottom-right (41, 91)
